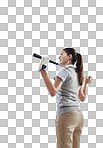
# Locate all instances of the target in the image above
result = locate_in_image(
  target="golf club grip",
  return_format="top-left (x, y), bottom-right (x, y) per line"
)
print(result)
top-left (33, 53), bottom-right (42, 59)
top-left (33, 53), bottom-right (59, 65)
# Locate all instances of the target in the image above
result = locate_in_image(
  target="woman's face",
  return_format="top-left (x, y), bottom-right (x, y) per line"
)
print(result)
top-left (59, 50), bottom-right (69, 66)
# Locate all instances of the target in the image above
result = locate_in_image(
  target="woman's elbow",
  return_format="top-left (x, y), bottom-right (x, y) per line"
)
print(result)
top-left (80, 98), bottom-right (85, 102)
top-left (78, 95), bottom-right (86, 102)
top-left (50, 90), bottom-right (57, 97)
top-left (50, 93), bottom-right (56, 97)
top-left (80, 96), bottom-right (86, 102)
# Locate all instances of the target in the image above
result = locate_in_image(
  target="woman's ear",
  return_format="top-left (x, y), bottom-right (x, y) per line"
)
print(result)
top-left (68, 54), bottom-right (72, 60)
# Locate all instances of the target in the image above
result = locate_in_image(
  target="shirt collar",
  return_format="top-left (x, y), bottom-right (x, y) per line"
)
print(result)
top-left (66, 64), bottom-right (76, 69)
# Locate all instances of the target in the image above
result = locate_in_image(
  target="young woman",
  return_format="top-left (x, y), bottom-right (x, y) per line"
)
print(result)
top-left (38, 48), bottom-right (92, 148)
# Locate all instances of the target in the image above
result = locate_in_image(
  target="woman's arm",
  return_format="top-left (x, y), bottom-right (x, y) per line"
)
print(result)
top-left (40, 70), bottom-right (63, 97)
top-left (78, 76), bottom-right (92, 102)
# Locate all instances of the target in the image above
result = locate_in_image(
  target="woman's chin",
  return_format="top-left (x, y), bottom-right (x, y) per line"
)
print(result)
top-left (59, 62), bottom-right (64, 65)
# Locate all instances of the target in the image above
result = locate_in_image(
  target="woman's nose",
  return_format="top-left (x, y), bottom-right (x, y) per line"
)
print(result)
top-left (58, 55), bottom-right (61, 59)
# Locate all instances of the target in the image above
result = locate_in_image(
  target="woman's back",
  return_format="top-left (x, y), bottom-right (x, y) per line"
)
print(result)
top-left (55, 65), bottom-right (80, 116)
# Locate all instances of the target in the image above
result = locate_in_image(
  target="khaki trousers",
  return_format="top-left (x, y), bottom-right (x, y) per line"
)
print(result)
top-left (56, 111), bottom-right (84, 148)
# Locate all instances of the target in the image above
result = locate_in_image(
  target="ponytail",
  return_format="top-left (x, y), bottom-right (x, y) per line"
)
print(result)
top-left (63, 48), bottom-right (84, 86)
top-left (76, 53), bottom-right (84, 86)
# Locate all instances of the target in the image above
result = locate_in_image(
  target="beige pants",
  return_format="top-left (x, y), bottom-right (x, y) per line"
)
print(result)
top-left (56, 111), bottom-right (84, 148)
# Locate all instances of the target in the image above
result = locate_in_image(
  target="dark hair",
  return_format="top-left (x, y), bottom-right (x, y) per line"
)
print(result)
top-left (63, 48), bottom-right (84, 86)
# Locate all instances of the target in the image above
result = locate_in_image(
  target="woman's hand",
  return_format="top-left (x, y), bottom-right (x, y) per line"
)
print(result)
top-left (78, 76), bottom-right (92, 102)
top-left (85, 76), bottom-right (92, 84)
top-left (38, 56), bottom-right (50, 71)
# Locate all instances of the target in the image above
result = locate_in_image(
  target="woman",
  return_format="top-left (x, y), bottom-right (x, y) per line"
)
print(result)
top-left (38, 48), bottom-right (92, 148)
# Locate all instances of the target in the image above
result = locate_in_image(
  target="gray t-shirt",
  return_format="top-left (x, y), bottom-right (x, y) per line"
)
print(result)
top-left (54, 64), bottom-right (81, 116)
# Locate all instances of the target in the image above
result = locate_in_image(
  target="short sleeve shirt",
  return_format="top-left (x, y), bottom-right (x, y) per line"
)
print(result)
top-left (54, 65), bottom-right (80, 116)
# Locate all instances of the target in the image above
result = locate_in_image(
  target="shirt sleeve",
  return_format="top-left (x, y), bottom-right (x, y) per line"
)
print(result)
top-left (54, 67), bottom-right (69, 82)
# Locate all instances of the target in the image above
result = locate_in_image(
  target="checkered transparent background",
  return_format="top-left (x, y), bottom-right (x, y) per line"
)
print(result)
top-left (0, 0), bottom-right (103, 148)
